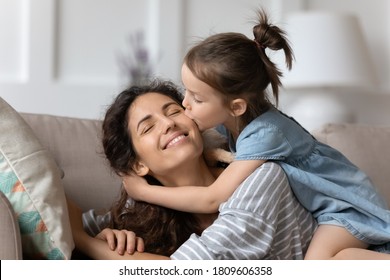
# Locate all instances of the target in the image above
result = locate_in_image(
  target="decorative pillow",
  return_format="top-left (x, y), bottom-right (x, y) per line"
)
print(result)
top-left (0, 97), bottom-right (74, 259)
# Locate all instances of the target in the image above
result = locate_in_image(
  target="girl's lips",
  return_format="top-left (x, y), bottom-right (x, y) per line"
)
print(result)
top-left (163, 133), bottom-right (188, 149)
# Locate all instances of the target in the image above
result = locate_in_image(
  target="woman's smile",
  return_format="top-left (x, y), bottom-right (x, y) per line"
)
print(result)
top-left (163, 132), bottom-right (189, 149)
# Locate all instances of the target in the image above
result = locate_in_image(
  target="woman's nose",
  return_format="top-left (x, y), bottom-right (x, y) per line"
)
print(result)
top-left (160, 116), bottom-right (175, 134)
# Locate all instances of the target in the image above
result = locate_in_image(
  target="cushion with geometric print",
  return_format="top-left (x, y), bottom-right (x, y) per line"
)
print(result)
top-left (0, 97), bottom-right (74, 259)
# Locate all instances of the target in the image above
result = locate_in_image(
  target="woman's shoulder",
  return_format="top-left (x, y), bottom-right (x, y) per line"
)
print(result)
top-left (222, 162), bottom-right (291, 213)
top-left (237, 162), bottom-right (288, 194)
top-left (253, 162), bottom-right (287, 183)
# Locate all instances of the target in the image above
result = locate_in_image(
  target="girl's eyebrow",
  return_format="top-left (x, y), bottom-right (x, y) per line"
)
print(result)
top-left (136, 101), bottom-right (179, 131)
top-left (187, 88), bottom-right (197, 95)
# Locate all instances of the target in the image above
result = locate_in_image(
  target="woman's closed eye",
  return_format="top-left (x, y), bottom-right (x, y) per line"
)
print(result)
top-left (167, 107), bottom-right (184, 116)
top-left (141, 123), bottom-right (154, 134)
top-left (141, 113), bottom-right (180, 135)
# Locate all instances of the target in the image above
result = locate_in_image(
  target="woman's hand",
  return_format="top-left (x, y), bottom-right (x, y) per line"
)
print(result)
top-left (122, 173), bottom-right (150, 201)
top-left (95, 228), bottom-right (145, 255)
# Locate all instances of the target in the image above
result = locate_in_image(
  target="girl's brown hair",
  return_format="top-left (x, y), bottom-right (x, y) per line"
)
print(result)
top-left (184, 9), bottom-right (293, 131)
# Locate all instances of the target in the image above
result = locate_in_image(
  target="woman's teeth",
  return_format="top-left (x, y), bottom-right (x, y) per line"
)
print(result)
top-left (166, 135), bottom-right (186, 148)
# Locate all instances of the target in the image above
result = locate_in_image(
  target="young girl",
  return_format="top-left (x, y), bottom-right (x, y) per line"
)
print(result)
top-left (125, 10), bottom-right (390, 259)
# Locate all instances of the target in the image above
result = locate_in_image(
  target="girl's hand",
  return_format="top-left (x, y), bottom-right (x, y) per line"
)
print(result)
top-left (122, 173), bottom-right (150, 201)
top-left (95, 228), bottom-right (145, 255)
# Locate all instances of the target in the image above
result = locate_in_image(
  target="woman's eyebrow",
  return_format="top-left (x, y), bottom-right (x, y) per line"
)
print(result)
top-left (136, 101), bottom-right (180, 131)
top-left (162, 101), bottom-right (180, 111)
top-left (136, 114), bottom-right (152, 131)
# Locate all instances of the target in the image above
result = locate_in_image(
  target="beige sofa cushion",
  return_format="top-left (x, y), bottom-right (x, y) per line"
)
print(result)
top-left (313, 123), bottom-right (390, 204)
top-left (21, 113), bottom-right (122, 212)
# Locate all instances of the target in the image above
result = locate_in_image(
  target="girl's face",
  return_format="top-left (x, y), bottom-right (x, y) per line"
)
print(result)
top-left (127, 92), bottom-right (204, 178)
top-left (181, 63), bottom-right (231, 132)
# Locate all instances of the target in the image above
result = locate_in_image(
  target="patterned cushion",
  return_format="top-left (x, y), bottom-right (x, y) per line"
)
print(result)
top-left (0, 97), bottom-right (74, 259)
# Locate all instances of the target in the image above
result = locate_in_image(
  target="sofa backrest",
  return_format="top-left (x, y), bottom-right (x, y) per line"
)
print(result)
top-left (20, 113), bottom-right (390, 211)
top-left (21, 113), bottom-right (121, 212)
top-left (313, 123), bottom-right (390, 205)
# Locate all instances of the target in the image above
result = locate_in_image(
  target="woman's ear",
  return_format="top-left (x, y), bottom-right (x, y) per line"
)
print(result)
top-left (132, 160), bottom-right (150, 176)
top-left (230, 98), bottom-right (247, 117)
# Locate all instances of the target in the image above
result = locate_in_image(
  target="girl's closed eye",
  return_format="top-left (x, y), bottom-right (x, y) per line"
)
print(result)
top-left (185, 90), bottom-right (203, 104)
top-left (192, 95), bottom-right (202, 104)
top-left (193, 98), bottom-right (202, 104)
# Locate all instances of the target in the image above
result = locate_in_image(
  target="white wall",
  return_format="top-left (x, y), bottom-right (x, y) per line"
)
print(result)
top-left (0, 0), bottom-right (186, 119)
top-left (0, 0), bottom-right (389, 127)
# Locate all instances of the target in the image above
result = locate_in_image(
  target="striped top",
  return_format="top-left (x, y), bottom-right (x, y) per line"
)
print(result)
top-left (171, 162), bottom-right (317, 260)
top-left (82, 208), bottom-right (111, 237)
top-left (82, 162), bottom-right (317, 259)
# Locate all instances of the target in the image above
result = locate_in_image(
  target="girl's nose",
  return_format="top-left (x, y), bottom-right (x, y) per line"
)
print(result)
top-left (182, 94), bottom-right (191, 111)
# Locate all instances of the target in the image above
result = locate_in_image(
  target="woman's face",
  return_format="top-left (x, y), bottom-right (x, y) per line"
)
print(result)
top-left (127, 92), bottom-right (204, 178)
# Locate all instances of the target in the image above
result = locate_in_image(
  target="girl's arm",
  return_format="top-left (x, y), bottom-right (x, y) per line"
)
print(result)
top-left (124, 159), bottom-right (266, 213)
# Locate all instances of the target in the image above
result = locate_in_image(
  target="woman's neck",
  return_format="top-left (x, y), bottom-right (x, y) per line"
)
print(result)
top-left (152, 156), bottom-right (225, 230)
top-left (154, 157), bottom-right (217, 188)
top-left (155, 158), bottom-right (224, 231)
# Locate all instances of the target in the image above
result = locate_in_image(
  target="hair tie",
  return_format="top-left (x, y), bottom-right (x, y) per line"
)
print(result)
top-left (263, 25), bottom-right (270, 38)
top-left (254, 39), bottom-right (266, 50)
top-left (254, 24), bottom-right (270, 50)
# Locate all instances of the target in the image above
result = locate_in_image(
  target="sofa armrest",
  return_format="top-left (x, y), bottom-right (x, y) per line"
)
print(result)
top-left (0, 192), bottom-right (23, 259)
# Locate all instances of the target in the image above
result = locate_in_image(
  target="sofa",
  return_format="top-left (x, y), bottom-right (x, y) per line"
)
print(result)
top-left (1, 107), bottom-right (390, 259)
top-left (0, 101), bottom-right (121, 260)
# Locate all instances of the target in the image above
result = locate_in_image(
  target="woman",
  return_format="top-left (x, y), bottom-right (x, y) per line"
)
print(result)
top-left (68, 79), bottom-right (317, 259)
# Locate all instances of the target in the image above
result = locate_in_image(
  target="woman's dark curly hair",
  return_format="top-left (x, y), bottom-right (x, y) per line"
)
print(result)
top-left (102, 79), bottom-right (201, 256)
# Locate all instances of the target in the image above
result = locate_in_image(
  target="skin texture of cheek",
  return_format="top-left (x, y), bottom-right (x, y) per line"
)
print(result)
top-left (194, 111), bottom-right (226, 132)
